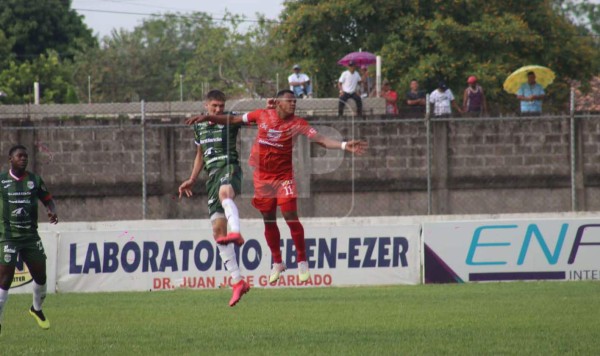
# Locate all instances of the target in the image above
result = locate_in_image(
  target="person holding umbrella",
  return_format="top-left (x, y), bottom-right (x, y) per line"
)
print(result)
top-left (516, 71), bottom-right (545, 115)
top-left (338, 60), bottom-right (363, 117)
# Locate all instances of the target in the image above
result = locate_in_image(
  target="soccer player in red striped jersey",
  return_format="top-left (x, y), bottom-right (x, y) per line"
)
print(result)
top-left (186, 90), bottom-right (366, 283)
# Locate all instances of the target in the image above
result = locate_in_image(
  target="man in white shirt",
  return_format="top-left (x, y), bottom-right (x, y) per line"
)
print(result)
top-left (288, 64), bottom-right (312, 98)
top-left (429, 81), bottom-right (462, 118)
top-left (338, 60), bottom-right (362, 116)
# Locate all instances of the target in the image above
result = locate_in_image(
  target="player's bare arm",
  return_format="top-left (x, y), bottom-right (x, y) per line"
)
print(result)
top-left (311, 133), bottom-right (368, 155)
top-left (179, 145), bottom-right (204, 199)
top-left (44, 199), bottom-right (58, 224)
top-left (185, 114), bottom-right (244, 126)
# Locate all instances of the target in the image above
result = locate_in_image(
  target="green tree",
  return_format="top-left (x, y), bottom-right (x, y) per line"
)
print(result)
top-left (0, 0), bottom-right (96, 61)
top-left (73, 12), bottom-right (285, 102)
top-left (276, 0), bottom-right (599, 113)
top-left (0, 51), bottom-right (78, 104)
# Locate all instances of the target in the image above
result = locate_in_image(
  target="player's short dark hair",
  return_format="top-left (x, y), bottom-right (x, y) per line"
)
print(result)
top-left (276, 89), bottom-right (295, 98)
top-left (527, 71), bottom-right (535, 76)
top-left (8, 144), bottom-right (27, 156)
top-left (206, 90), bottom-right (226, 102)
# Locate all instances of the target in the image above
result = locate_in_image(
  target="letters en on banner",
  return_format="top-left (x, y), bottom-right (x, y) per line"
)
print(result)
top-left (423, 219), bottom-right (600, 283)
top-left (56, 224), bottom-right (420, 293)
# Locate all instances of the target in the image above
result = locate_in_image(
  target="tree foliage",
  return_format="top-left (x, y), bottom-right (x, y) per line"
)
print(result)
top-left (72, 13), bottom-right (284, 102)
top-left (276, 0), bottom-right (600, 113)
top-left (0, 0), bottom-right (96, 61)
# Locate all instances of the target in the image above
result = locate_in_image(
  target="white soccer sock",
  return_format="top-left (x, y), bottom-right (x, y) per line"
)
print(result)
top-left (217, 243), bottom-right (242, 283)
top-left (221, 198), bottom-right (241, 233)
top-left (0, 288), bottom-right (9, 323)
top-left (33, 282), bottom-right (47, 311)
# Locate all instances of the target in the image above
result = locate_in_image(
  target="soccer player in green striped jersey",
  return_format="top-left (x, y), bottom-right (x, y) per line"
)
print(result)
top-left (0, 145), bottom-right (58, 333)
top-left (178, 90), bottom-right (249, 307)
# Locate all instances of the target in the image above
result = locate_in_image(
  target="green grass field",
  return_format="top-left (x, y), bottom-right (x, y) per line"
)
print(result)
top-left (2, 282), bottom-right (599, 355)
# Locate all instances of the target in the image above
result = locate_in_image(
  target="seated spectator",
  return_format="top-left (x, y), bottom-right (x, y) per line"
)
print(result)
top-left (288, 64), bottom-right (312, 98)
top-left (429, 81), bottom-right (462, 118)
top-left (360, 65), bottom-right (374, 98)
top-left (516, 71), bottom-right (545, 115)
top-left (405, 80), bottom-right (426, 116)
top-left (462, 76), bottom-right (487, 117)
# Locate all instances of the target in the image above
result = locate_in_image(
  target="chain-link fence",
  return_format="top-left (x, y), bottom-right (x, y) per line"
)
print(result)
top-left (0, 96), bottom-right (599, 221)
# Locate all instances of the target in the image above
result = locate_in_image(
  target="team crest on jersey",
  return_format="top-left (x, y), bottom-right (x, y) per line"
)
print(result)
top-left (4, 254), bottom-right (11, 263)
top-left (27, 181), bottom-right (34, 189)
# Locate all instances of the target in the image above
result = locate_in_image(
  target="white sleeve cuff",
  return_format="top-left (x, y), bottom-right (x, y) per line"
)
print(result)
top-left (242, 113), bottom-right (249, 123)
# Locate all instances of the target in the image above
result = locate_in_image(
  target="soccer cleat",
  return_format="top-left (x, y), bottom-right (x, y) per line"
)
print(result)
top-left (29, 306), bottom-right (50, 330)
top-left (298, 261), bottom-right (310, 283)
top-left (269, 262), bottom-right (287, 284)
top-left (215, 232), bottom-right (245, 246)
top-left (229, 279), bottom-right (250, 307)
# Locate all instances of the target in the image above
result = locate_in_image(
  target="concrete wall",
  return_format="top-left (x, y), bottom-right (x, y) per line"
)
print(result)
top-left (1, 108), bottom-right (599, 221)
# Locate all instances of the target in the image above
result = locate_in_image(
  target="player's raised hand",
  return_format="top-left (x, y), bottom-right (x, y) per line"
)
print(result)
top-left (266, 98), bottom-right (276, 109)
top-left (185, 115), bottom-right (208, 125)
top-left (178, 179), bottom-right (195, 199)
top-left (345, 140), bottom-right (368, 155)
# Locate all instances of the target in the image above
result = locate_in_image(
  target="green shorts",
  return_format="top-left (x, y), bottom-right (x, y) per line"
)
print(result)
top-left (0, 236), bottom-right (47, 266)
top-left (206, 164), bottom-right (242, 218)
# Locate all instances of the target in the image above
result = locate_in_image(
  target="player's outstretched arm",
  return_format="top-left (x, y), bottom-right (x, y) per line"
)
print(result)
top-left (185, 114), bottom-right (244, 126)
top-left (311, 134), bottom-right (368, 155)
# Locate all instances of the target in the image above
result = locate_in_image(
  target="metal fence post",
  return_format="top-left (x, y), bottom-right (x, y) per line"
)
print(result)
top-left (425, 93), bottom-right (432, 215)
top-left (141, 100), bottom-right (147, 219)
top-left (569, 87), bottom-right (577, 211)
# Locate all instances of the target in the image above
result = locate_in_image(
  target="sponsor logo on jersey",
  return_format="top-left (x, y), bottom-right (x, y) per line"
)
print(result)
top-left (11, 207), bottom-right (29, 217)
top-left (200, 137), bottom-right (223, 145)
top-left (8, 191), bottom-right (30, 196)
top-left (4, 245), bottom-right (16, 254)
top-left (267, 129), bottom-right (282, 141)
top-left (1, 180), bottom-right (12, 183)
top-left (9, 199), bottom-right (31, 204)
top-left (258, 139), bottom-right (284, 148)
top-left (3, 184), bottom-right (10, 189)
top-left (27, 181), bottom-right (35, 189)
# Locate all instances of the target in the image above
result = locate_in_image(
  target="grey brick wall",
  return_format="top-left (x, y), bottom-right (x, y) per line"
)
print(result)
top-left (0, 113), bottom-right (598, 221)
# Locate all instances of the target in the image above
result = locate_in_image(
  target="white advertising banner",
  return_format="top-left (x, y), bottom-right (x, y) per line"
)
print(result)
top-left (423, 219), bottom-right (600, 283)
top-left (10, 231), bottom-right (58, 294)
top-left (56, 224), bottom-right (420, 292)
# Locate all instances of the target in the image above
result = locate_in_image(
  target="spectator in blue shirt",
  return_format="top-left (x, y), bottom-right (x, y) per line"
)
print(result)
top-left (516, 71), bottom-right (545, 115)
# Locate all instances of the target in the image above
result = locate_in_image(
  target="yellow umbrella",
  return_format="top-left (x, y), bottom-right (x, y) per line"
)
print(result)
top-left (503, 65), bottom-right (555, 94)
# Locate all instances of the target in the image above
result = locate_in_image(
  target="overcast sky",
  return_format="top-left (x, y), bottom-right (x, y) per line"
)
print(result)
top-left (72, 0), bottom-right (285, 38)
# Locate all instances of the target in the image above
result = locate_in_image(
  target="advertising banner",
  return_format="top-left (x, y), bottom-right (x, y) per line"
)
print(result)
top-left (57, 224), bottom-right (421, 292)
top-left (10, 231), bottom-right (58, 294)
top-left (423, 219), bottom-right (600, 283)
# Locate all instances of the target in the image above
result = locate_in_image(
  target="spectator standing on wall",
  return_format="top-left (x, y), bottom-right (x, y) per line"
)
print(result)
top-left (516, 71), bottom-right (545, 115)
top-left (338, 60), bottom-right (363, 116)
top-left (462, 76), bottom-right (487, 117)
top-left (288, 64), bottom-right (312, 99)
top-left (429, 82), bottom-right (462, 118)
top-left (405, 79), bottom-right (427, 117)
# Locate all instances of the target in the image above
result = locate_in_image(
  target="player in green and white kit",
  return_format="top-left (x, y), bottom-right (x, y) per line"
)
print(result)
top-left (178, 90), bottom-right (249, 307)
top-left (0, 145), bottom-right (58, 333)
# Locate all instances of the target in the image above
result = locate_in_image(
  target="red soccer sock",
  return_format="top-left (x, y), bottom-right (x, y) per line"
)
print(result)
top-left (286, 220), bottom-right (306, 262)
top-left (264, 222), bottom-right (282, 264)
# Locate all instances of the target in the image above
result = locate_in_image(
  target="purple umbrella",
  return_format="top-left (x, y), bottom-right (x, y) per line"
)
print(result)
top-left (337, 51), bottom-right (377, 66)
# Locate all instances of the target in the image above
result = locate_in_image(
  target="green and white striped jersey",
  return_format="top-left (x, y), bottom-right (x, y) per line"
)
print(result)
top-left (193, 112), bottom-right (242, 171)
top-left (0, 171), bottom-right (52, 240)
